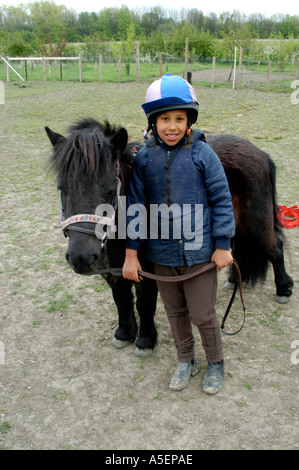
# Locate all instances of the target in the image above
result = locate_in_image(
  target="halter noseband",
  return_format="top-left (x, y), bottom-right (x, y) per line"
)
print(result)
top-left (60, 161), bottom-right (121, 248)
top-left (61, 213), bottom-right (117, 235)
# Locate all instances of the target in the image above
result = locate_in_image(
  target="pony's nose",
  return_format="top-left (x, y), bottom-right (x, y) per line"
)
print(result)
top-left (66, 251), bottom-right (99, 274)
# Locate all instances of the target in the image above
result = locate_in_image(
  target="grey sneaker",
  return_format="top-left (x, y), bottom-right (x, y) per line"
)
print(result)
top-left (170, 358), bottom-right (200, 391)
top-left (203, 360), bottom-right (224, 395)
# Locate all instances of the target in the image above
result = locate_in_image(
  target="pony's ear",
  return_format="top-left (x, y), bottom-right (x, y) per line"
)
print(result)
top-left (45, 126), bottom-right (66, 146)
top-left (110, 127), bottom-right (128, 157)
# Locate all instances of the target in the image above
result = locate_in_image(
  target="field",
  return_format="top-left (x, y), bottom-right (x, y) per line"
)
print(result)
top-left (0, 80), bottom-right (298, 450)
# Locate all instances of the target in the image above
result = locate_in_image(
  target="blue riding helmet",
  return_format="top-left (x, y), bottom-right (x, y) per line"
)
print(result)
top-left (142, 74), bottom-right (199, 125)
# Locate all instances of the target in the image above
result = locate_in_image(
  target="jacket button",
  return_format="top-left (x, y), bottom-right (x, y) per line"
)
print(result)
top-left (179, 240), bottom-right (183, 244)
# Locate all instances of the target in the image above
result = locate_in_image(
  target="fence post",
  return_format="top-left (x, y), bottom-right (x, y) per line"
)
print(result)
top-left (267, 60), bottom-right (271, 92)
top-left (159, 53), bottom-right (162, 77)
top-left (79, 53), bottom-right (82, 82)
top-left (237, 47), bottom-right (242, 90)
top-left (184, 37), bottom-right (189, 80)
top-left (118, 54), bottom-right (121, 83)
top-left (43, 57), bottom-right (46, 82)
top-left (6, 57), bottom-right (10, 82)
top-left (136, 41), bottom-right (140, 83)
top-left (232, 46), bottom-right (237, 89)
top-left (211, 56), bottom-right (216, 88)
top-left (99, 54), bottom-right (102, 82)
top-left (24, 59), bottom-right (28, 80)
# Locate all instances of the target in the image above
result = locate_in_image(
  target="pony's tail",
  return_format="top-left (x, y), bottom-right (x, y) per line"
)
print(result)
top-left (230, 153), bottom-right (279, 287)
top-left (230, 233), bottom-right (269, 286)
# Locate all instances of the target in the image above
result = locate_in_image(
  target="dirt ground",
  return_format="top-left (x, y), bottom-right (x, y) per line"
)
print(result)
top-left (0, 81), bottom-right (298, 451)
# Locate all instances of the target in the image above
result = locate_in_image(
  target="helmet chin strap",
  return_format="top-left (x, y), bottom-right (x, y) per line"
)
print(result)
top-left (150, 122), bottom-right (158, 138)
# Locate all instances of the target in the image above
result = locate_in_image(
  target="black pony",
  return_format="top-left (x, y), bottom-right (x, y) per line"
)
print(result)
top-left (46, 118), bottom-right (293, 354)
top-left (46, 119), bottom-right (158, 357)
top-left (205, 133), bottom-right (293, 302)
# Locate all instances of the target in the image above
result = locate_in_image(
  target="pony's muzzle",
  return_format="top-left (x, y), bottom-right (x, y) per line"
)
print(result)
top-left (65, 250), bottom-right (100, 274)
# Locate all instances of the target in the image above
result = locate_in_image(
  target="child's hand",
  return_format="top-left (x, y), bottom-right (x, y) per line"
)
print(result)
top-left (122, 249), bottom-right (142, 282)
top-left (211, 249), bottom-right (233, 271)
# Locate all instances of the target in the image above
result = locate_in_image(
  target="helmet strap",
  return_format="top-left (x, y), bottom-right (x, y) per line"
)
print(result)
top-left (186, 125), bottom-right (192, 144)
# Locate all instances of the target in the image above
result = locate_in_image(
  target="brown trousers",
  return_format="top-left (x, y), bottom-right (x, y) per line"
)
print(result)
top-left (154, 262), bottom-right (223, 364)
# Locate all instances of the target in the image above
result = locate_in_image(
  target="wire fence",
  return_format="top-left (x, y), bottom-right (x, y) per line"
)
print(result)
top-left (1, 54), bottom-right (298, 93)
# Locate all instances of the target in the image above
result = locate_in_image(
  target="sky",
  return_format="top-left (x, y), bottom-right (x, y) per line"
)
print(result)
top-left (0, 0), bottom-right (298, 17)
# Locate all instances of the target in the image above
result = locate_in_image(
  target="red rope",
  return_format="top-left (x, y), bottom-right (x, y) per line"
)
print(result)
top-left (277, 205), bottom-right (299, 229)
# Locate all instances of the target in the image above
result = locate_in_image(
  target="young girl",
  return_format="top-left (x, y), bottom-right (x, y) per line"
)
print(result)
top-left (123, 74), bottom-right (235, 394)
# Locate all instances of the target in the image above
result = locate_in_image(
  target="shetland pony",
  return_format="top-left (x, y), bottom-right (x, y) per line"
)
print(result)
top-left (46, 119), bottom-right (293, 355)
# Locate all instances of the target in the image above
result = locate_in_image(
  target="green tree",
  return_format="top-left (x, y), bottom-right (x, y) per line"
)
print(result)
top-left (278, 14), bottom-right (299, 38)
top-left (221, 15), bottom-right (254, 58)
top-left (269, 32), bottom-right (299, 69)
top-left (97, 8), bottom-right (118, 40)
top-left (121, 23), bottom-right (135, 75)
top-left (186, 9), bottom-right (205, 30)
top-left (0, 5), bottom-right (30, 33)
top-left (6, 31), bottom-right (34, 56)
top-left (170, 23), bottom-right (215, 57)
top-left (76, 12), bottom-right (98, 37)
top-left (116, 6), bottom-right (134, 40)
top-left (140, 7), bottom-right (167, 37)
top-left (83, 33), bottom-right (106, 59)
top-left (29, 1), bottom-right (69, 41)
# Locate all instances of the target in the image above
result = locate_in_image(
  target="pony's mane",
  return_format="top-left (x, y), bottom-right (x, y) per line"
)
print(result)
top-left (50, 118), bottom-right (122, 187)
top-left (68, 117), bottom-right (118, 136)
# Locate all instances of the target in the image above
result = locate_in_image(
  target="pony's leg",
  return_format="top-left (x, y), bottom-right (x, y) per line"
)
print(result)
top-left (228, 231), bottom-right (293, 303)
top-left (268, 234), bottom-right (293, 303)
top-left (108, 277), bottom-right (138, 348)
top-left (134, 276), bottom-right (158, 357)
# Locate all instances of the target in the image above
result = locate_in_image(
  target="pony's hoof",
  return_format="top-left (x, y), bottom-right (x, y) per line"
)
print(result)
top-left (275, 295), bottom-right (290, 304)
top-left (134, 347), bottom-right (153, 358)
top-left (111, 337), bottom-right (130, 349)
top-left (224, 281), bottom-right (235, 290)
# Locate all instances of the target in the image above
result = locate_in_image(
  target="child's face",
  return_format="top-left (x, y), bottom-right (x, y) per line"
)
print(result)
top-left (156, 109), bottom-right (188, 147)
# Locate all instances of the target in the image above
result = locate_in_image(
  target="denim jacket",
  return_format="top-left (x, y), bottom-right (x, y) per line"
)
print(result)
top-left (126, 130), bottom-right (235, 267)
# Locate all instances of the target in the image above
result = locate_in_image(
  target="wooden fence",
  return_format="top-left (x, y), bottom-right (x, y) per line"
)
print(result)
top-left (1, 40), bottom-right (298, 93)
top-left (4, 55), bottom-right (82, 82)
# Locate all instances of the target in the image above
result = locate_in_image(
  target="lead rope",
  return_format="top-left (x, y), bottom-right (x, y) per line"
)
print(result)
top-left (139, 260), bottom-right (245, 336)
top-left (220, 261), bottom-right (246, 336)
top-left (83, 260), bottom-right (246, 336)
